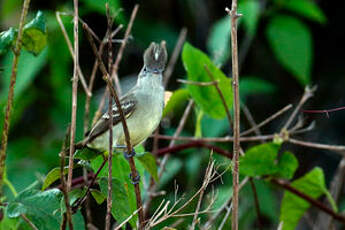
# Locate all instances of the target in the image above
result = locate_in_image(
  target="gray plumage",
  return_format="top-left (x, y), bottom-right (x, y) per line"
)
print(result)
top-left (84, 41), bottom-right (167, 151)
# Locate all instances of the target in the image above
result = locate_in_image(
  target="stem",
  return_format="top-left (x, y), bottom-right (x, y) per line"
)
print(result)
top-left (111, 4), bottom-right (139, 95)
top-left (105, 5), bottom-right (114, 229)
top-left (66, 0), bottom-right (79, 192)
top-left (83, 22), bottom-right (145, 229)
top-left (0, 0), bottom-right (31, 195)
top-left (60, 126), bottom-right (73, 230)
top-left (226, 2), bottom-right (241, 228)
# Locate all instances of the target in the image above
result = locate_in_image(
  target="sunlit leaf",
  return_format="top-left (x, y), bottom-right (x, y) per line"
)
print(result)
top-left (41, 167), bottom-right (68, 191)
top-left (275, 151), bottom-right (298, 180)
top-left (280, 167), bottom-right (331, 230)
top-left (182, 43), bottom-right (233, 119)
top-left (163, 88), bottom-right (189, 118)
top-left (74, 147), bottom-right (103, 161)
top-left (280, 0), bottom-right (327, 24)
top-left (240, 142), bottom-right (280, 177)
top-left (91, 189), bottom-right (106, 204)
top-left (22, 11), bottom-right (47, 55)
top-left (0, 27), bottom-right (17, 55)
top-left (266, 15), bottom-right (312, 85)
top-left (136, 152), bottom-right (158, 182)
top-left (206, 16), bottom-right (230, 67)
top-left (239, 0), bottom-right (261, 35)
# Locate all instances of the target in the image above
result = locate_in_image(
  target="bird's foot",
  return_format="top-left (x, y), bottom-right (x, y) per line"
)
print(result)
top-left (123, 149), bottom-right (136, 159)
top-left (129, 172), bottom-right (140, 185)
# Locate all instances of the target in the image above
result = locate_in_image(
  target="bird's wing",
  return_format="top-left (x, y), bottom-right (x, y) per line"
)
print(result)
top-left (86, 92), bottom-right (137, 144)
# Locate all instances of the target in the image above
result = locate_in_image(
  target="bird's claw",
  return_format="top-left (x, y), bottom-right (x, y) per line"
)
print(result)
top-left (129, 172), bottom-right (140, 185)
top-left (124, 149), bottom-right (136, 159)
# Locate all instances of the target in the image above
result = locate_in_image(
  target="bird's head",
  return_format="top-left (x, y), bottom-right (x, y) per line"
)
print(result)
top-left (143, 41), bottom-right (168, 74)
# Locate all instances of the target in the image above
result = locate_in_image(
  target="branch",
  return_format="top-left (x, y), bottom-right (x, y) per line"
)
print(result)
top-left (163, 27), bottom-right (188, 87)
top-left (0, 0), bottom-right (31, 195)
top-left (55, 12), bottom-right (92, 97)
top-left (226, 2), bottom-right (241, 228)
top-left (282, 85), bottom-right (317, 130)
top-left (83, 17), bottom-right (145, 229)
top-left (105, 5), bottom-right (114, 230)
top-left (111, 4), bottom-right (139, 95)
top-left (66, 0), bottom-right (79, 193)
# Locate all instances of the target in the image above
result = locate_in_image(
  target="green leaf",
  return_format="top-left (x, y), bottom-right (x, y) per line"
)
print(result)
top-left (0, 27), bottom-right (17, 55)
top-left (0, 49), bottom-right (48, 103)
top-left (136, 152), bottom-right (159, 182)
top-left (90, 154), bottom-right (139, 227)
top-left (240, 77), bottom-right (276, 100)
top-left (280, 167), bottom-right (329, 230)
top-left (275, 151), bottom-right (298, 179)
top-left (91, 189), bottom-right (106, 204)
top-left (206, 17), bottom-right (230, 67)
top-left (22, 11), bottom-right (47, 55)
top-left (41, 167), bottom-right (68, 191)
top-left (6, 189), bottom-right (62, 229)
top-left (163, 88), bottom-right (189, 117)
top-left (266, 15), bottom-right (312, 85)
top-left (240, 143), bottom-right (280, 177)
top-left (280, 0), bottom-right (327, 24)
top-left (74, 147), bottom-right (103, 161)
top-left (0, 208), bottom-right (18, 230)
top-left (99, 177), bottom-right (132, 225)
top-left (182, 43), bottom-right (233, 119)
top-left (239, 0), bottom-right (261, 35)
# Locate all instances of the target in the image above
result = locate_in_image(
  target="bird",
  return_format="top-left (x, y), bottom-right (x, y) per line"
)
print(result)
top-left (81, 41), bottom-right (167, 154)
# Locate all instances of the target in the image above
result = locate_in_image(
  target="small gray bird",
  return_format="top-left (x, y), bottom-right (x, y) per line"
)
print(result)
top-left (83, 41), bottom-right (167, 152)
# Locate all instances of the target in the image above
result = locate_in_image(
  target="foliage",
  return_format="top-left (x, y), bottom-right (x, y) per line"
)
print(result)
top-left (1, 0), bottom-right (342, 229)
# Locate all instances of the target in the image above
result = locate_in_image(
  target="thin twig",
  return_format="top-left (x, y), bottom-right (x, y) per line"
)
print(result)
top-left (0, 0), bottom-right (31, 195)
top-left (288, 138), bottom-right (345, 155)
top-left (163, 27), bottom-right (188, 87)
top-left (111, 4), bottom-right (139, 95)
top-left (105, 5), bottom-right (114, 230)
top-left (83, 22), bottom-right (145, 229)
top-left (217, 203), bottom-right (232, 230)
top-left (113, 207), bottom-right (143, 230)
top-left (60, 126), bottom-right (73, 230)
top-left (155, 134), bottom-right (275, 143)
top-left (72, 158), bottom-right (107, 211)
top-left (66, 0), bottom-right (79, 193)
top-left (249, 178), bottom-right (263, 230)
top-left (202, 177), bottom-right (249, 230)
top-left (226, 3), bottom-right (241, 229)
top-left (55, 12), bottom-right (91, 97)
top-left (84, 25), bottom-right (123, 133)
top-left (190, 155), bottom-right (215, 230)
top-left (21, 214), bottom-right (39, 230)
top-left (204, 65), bottom-right (233, 127)
top-left (156, 141), bottom-right (232, 159)
top-left (282, 85), bottom-right (317, 130)
top-left (144, 100), bottom-right (194, 218)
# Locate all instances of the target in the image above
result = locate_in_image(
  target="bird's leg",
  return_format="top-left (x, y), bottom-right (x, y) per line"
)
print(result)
top-left (129, 171), bottom-right (140, 185)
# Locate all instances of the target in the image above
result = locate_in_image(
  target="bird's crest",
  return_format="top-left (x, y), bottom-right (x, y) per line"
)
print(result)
top-left (144, 41), bottom-right (168, 73)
